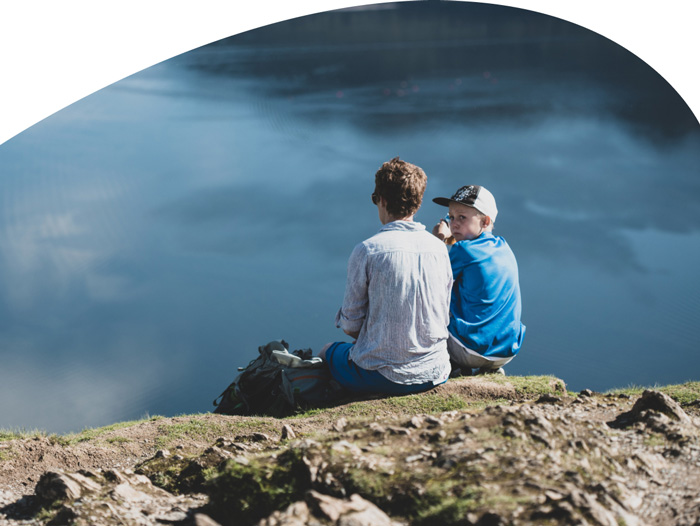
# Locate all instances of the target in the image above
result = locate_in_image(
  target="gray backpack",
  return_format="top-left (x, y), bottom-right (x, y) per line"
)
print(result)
top-left (213, 340), bottom-right (338, 416)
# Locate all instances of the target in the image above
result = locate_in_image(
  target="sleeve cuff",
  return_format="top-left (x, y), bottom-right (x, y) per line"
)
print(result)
top-left (335, 308), bottom-right (364, 332)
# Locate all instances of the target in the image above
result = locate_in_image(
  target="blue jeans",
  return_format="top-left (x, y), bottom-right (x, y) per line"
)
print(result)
top-left (325, 342), bottom-right (443, 395)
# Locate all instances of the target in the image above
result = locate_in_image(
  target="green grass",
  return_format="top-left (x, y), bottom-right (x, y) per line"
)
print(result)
top-left (293, 375), bottom-right (566, 420)
top-left (55, 416), bottom-right (165, 446)
top-left (0, 429), bottom-right (46, 442)
top-left (155, 417), bottom-right (223, 449)
top-left (106, 436), bottom-right (131, 444)
top-left (484, 374), bottom-right (567, 398)
top-left (333, 392), bottom-right (471, 417)
top-left (154, 415), bottom-right (280, 450)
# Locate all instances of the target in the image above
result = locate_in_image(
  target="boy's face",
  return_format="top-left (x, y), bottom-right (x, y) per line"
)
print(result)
top-left (448, 202), bottom-right (487, 241)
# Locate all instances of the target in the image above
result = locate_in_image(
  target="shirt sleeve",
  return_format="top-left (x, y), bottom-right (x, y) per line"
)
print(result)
top-left (335, 242), bottom-right (369, 334)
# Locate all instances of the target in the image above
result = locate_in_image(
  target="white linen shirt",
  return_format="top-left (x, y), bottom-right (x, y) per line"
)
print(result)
top-left (335, 220), bottom-right (453, 385)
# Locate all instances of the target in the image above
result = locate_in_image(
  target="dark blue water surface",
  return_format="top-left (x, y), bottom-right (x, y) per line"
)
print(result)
top-left (1, 3), bottom-right (699, 434)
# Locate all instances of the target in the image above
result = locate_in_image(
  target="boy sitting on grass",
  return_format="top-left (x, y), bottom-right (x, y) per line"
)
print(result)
top-left (432, 185), bottom-right (525, 376)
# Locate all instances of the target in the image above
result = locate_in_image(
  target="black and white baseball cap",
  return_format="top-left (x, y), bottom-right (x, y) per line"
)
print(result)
top-left (433, 185), bottom-right (498, 222)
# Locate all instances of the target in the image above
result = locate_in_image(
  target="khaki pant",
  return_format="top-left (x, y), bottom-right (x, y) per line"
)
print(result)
top-left (447, 333), bottom-right (513, 370)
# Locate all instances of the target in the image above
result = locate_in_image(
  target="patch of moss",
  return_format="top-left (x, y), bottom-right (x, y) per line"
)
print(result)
top-left (138, 455), bottom-right (193, 493)
top-left (203, 448), bottom-right (310, 525)
top-left (414, 494), bottom-right (478, 526)
top-left (136, 443), bottom-right (243, 495)
top-left (328, 452), bottom-right (482, 522)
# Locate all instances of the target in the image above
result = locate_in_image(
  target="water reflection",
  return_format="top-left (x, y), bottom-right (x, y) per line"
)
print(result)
top-left (0, 2), bottom-right (698, 433)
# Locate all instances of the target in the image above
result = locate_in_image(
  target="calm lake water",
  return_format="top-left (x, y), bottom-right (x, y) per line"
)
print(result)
top-left (1, 3), bottom-right (699, 434)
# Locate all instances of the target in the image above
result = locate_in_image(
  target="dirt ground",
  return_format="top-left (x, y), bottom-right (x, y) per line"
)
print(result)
top-left (0, 377), bottom-right (544, 500)
top-left (1, 377), bottom-right (699, 525)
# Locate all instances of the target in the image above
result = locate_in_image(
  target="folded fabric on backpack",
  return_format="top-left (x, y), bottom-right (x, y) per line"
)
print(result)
top-left (271, 349), bottom-right (325, 369)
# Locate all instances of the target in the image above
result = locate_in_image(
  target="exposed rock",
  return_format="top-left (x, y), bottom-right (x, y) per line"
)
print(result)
top-left (536, 394), bottom-right (561, 404)
top-left (35, 471), bottom-right (101, 502)
top-left (308, 490), bottom-right (401, 526)
top-left (406, 415), bottom-right (424, 428)
top-left (333, 418), bottom-right (348, 433)
top-left (1, 381), bottom-right (699, 526)
top-left (254, 491), bottom-right (405, 526)
top-left (194, 513), bottom-right (224, 526)
top-left (608, 389), bottom-right (692, 429)
top-left (281, 424), bottom-right (297, 440)
top-left (424, 415), bottom-right (443, 428)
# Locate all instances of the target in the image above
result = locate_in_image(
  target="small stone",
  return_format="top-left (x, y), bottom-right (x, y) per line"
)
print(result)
top-left (305, 491), bottom-right (396, 526)
top-left (194, 513), bottom-right (223, 526)
top-left (333, 418), bottom-right (348, 433)
top-left (428, 430), bottom-right (446, 443)
top-left (579, 389), bottom-right (594, 397)
top-left (157, 510), bottom-right (188, 522)
top-left (369, 423), bottom-right (386, 436)
top-left (35, 471), bottom-right (101, 502)
top-left (252, 432), bottom-right (271, 442)
top-left (609, 390), bottom-right (692, 429)
top-left (332, 440), bottom-right (363, 455)
top-left (545, 490), bottom-right (565, 501)
top-left (281, 424), bottom-right (296, 440)
top-left (203, 446), bottom-right (232, 463)
top-left (424, 415), bottom-right (443, 428)
top-left (233, 456), bottom-right (250, 465)
top-left (502, 414), bottom-right (519, 427)
top-left (407, 415), bottom-right (424, 428)
top-left (502, 428), bottom-right (523, 439)
top-left (47, 505), bottom-right (78, 526)
top-left (387, 426), bottom-right (411, 436)
top-left (155, 449), bottom-right (170, 459)
top-left (104, 470), bottom-right (127, 484)
top-left (477, 511), bottom-right (506, 525)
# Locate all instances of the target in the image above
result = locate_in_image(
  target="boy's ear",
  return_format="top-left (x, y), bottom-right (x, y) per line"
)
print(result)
top-left (482, 215), bottom-right (492, 227)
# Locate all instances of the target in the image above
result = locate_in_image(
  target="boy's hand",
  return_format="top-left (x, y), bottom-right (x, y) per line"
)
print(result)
top-left (432, 220), bottom-right (452, 241)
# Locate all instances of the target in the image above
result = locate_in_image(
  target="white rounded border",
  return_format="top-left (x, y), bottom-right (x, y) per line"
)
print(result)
top-left (0, 1), bottom-right (697, 145)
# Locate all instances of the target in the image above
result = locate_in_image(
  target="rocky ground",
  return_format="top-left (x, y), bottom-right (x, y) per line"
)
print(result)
top-left (1, 376), bottom-right (699, 526)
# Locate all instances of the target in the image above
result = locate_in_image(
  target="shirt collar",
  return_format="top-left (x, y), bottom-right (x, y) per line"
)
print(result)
top-left (378, 220), bottom-right (426, 233)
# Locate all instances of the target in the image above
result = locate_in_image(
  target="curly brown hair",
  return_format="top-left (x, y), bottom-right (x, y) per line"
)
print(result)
top-left (373, 157), bottom-right (427, 218)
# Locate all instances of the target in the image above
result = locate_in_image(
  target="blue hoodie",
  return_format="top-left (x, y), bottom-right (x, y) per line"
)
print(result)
top-left (448, 232), bottom-right (525, 358)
